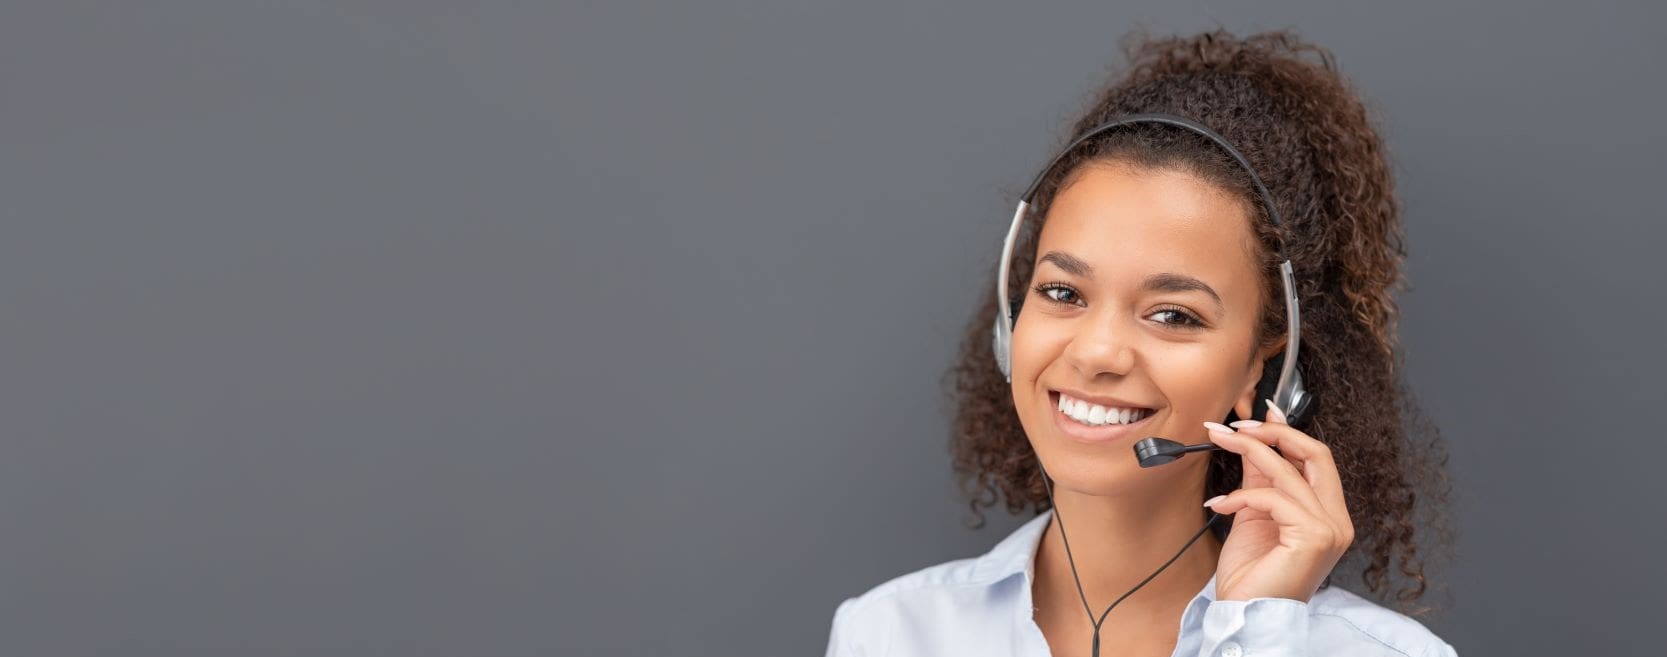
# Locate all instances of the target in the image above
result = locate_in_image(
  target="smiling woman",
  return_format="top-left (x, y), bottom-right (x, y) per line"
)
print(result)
top-left (825, 28), bottom-right (1457, 657)
top-left (1016, 165), bottom-right (1274, 451)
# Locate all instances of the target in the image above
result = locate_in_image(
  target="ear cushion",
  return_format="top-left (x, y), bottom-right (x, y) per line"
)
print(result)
top-left (992, 298), bottom-right (1025, 378)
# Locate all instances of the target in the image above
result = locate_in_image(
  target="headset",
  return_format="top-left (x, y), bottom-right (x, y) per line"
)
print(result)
top-left (988, 112), bottom-right (1317, 657)
top-left (992, 111), bottom-right (1311, 430)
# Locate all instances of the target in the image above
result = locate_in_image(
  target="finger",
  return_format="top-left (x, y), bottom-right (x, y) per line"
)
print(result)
top-left (1208, 421), bottom-right (1275, 489)
top-left (1240, 398), bottom-right (1316, 474)
top-left (1224, 418), bottom-right (1349, 529)
top-left (1263, 398), bottom-right (1289, 425)
top-left (1204, 487), bottom-right (1344, 550)
top-left (1225, 421), bottom-right (1333, 487)
top-left (1205, 424), bottom-right (1328, 520)
top-left (1224, 421), bottom-right (1307, 480)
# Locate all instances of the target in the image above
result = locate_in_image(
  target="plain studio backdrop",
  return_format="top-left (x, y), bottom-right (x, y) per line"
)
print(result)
top-left (3, 1), bottom-right (1663, 655)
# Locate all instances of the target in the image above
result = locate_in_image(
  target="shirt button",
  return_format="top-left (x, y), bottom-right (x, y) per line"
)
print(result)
top-left (1220, 641), bottom-right (1243, 657)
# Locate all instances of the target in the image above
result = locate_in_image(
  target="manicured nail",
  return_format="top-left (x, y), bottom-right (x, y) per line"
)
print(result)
top-left (1203, 494), bottom-right (1227, 507)
top-left (1202, 421), bottom-right (1235, 434)
top-left (1263, 398), bottom-right (1287, 423)
top-left (1228, 420), bottom-right (1263, 428)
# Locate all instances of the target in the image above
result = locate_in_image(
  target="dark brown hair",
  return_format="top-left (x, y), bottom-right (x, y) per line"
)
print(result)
top-left (943, 28), bottom-right (1455, 616)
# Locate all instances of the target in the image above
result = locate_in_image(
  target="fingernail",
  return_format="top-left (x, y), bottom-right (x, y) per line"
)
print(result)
top-left (1263, 398), bottom-right (1287, 423)
top-left (1203, 494), bottom-right (1227, 507)
top-left (1228, 420), bottom-right (1263, 428)
top-left (1202, 421), bottom-right (1235, 434)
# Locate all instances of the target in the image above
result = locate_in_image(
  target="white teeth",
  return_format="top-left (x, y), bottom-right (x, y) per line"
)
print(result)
top-left (1057, 393), bottom-right (1151, 426)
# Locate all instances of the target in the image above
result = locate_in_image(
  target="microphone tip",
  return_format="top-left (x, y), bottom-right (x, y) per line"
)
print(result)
top-left (1134, 437), bottom-right (1187, 468)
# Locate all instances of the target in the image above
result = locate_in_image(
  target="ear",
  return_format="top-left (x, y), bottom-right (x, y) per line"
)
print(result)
top-left (1231, 340), bottom-right (1286, 422)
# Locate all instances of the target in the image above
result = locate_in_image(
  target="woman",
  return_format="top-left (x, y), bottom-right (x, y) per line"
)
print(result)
top-left (824, 29), bottom-right (1456, 657)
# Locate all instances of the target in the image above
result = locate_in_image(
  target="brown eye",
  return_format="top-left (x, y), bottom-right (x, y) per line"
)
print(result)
top-left (1150, 305), bottom-right (1206, 329)
top-left (1033, 283), bottom-right (1080, 306)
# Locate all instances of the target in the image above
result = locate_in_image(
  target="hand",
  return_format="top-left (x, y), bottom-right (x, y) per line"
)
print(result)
top-left (1199, 399), bottom-right (1355, 603)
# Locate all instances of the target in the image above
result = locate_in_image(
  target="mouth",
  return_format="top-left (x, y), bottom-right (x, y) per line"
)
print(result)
top-left (1049, 390), bottom-right (1158, 445)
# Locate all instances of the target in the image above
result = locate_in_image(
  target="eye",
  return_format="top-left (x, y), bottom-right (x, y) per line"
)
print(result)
top-left (1033, 282), bottom-right (1080, 306)
top-left (1150, 304), bottom-right (1207, 329)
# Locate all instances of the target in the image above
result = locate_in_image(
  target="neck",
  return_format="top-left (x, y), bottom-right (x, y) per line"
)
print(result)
top-left (1032, 477), bottom-right (1223, 627)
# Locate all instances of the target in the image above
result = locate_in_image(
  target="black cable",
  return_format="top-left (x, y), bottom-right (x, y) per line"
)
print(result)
top-left (1036, 458), bottom-right (1227, 657)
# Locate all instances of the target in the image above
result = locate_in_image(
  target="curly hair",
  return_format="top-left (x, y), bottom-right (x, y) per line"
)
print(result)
top-left (942, 28), bottom-right (1455, 617)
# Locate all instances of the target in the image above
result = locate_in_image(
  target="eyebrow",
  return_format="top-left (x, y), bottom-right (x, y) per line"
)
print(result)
top-left (1038, 250), bottom-right (1225, 316)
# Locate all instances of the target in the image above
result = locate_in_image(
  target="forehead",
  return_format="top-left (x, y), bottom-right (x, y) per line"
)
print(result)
top-left (1036, 162), bottom-right (1261, 295)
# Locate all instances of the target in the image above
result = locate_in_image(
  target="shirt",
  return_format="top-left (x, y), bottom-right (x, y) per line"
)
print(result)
top-left (823, 509), bottom-right (1457, 657)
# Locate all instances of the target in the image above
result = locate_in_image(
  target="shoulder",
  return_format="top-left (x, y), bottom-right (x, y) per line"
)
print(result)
top-left (1304, 585), bottom-right (1458, 657)
top-left (825, 556), bottom-right (1008, 655)
top-left (831, 554), bottom-right (990, 624)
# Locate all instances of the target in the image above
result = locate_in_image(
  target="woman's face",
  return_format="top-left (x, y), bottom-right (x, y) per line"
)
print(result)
top-left (1010, 161), bottom-right (1281, 495)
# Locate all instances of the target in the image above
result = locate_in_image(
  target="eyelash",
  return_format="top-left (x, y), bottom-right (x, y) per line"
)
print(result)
top-left (1031, 282), bottom-right (1207, 329)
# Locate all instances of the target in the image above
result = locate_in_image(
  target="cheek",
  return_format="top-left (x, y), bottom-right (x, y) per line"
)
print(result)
top-left (1148, 348), bottom-right (1245, 412)
top-left (1008, 319), bottom-right (1067, 379)
top-left (1006, 320), bottom-right (1065, 411)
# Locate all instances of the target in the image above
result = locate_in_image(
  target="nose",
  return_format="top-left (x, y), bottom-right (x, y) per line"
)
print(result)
top-left (1063, 310), bottom-right (1138, 378)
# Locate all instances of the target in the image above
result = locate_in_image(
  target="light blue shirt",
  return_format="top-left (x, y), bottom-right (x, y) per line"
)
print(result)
top-left (824, 509), bottom-right (1457, 657)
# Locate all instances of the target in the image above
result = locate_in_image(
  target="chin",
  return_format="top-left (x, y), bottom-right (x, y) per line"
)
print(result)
top-left (1033, 445), bottom-right (1150, 496)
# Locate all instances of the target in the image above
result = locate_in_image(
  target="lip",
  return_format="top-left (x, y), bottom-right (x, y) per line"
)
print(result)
top-left (1050, 391), bottom-right (1158, 445)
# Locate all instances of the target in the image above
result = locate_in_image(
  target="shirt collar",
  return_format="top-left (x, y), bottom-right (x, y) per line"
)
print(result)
top-left (970, 508), bottom-right (1219, 605)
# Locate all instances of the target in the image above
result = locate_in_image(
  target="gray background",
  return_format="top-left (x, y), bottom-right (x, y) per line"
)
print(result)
top-left (3, 1), bottom-right (1662, 655)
